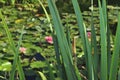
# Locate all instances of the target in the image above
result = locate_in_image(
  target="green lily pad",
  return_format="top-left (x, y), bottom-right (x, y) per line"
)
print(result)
top-left (0, 61), bottom-right (12, 71)
top-left (30, 61), bottom-right (47, 68)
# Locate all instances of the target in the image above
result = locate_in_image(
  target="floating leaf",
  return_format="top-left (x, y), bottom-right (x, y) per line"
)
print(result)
top-left (15, 19), bottom-right (24, 24)
top-left (0, 62), bottom-right (12, 71)
top-left (30, 61), bottom-right (47, 68)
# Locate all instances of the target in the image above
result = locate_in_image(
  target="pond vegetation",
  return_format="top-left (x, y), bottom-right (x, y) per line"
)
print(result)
top-left (0, 0), bottom-right (120, 80)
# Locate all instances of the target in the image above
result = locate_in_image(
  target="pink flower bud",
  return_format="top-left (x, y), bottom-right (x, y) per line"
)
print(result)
top-left (19, 47), bottom-right (27, 54)
top-left (87, 32), bottom-right (91, 38)
top-left (45, 36), bottom-right (53, 44)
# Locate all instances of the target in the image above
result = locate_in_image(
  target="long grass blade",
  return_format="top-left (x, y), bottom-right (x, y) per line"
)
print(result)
top-left (0, 10), bottom-right (25, 80)
top-left (109, 13), bottom-right (120, 80)
top-left (118, 68), bottom-right (120, 80)
top-left (102, 0), bottom-right (111, 74)
top-left (38, 0), bottom-right (53, 32)
top-left (71, 0), bottom-right (94, 80)
top-left (37, 71), bottom-right (47, 80)
top-left (47, 0), bottom-right (78, 80)
top-left (16, 26), bottom-right (25, 80)
top-left (52, 35), bottom-right (65, 80)
top-left (98, 1), bottom-right (108, 80)
top-left (38, 1), bottom-right (62, 79)
top-left (90, 0), bottom-right (99, 80)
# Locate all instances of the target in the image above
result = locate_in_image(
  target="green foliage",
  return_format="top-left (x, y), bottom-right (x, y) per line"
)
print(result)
top-left (0, 10), bottom-right (25, 80)
top-left (0, 61), bottom-right (12, 71)
top-left (48, 0), bottom-right (120, 80)
top-left (0, 0), bottom-right (120, 80)
top-left (30, 61), bottom-right (47, 68)
top-left (47, 0), bottom-right (78, 80)
top-left (109, 12), bottom-right (120, 80)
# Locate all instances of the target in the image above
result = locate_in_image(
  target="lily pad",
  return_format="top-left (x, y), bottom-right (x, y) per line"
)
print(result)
top-left (30, 61), bottom-right (47, 68)
top-left (0, 61), bottom-right (12, 71)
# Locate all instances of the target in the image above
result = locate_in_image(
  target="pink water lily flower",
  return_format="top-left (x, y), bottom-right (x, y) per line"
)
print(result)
top-left (87, 32), bottom-right (91, 38)
top-left (87, 32), bottom-right (91, 42)
top-left (45, 36), bottom-right (53, 44)
top-left (19, 47), bottom-right (27, 54)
